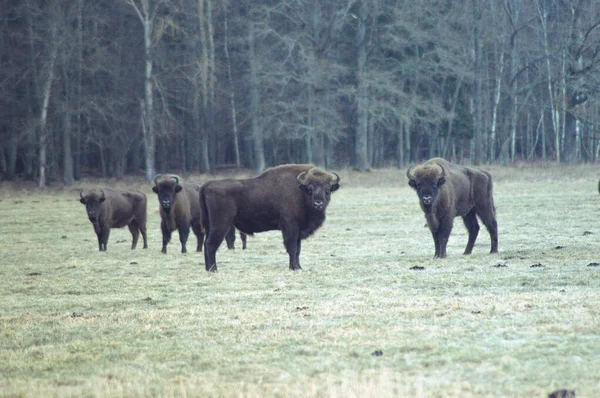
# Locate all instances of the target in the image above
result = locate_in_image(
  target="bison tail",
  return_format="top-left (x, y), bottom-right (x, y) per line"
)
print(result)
top-left (199, 184), bottom-right (210, 234)
top-left (485, 171), bottom-right (496, 215)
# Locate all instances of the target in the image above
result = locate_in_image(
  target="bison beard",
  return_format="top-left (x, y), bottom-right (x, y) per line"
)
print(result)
top-left (199, 164), bottom-right (340, 272)
top-left (406, 157), bottom-right (498, 258)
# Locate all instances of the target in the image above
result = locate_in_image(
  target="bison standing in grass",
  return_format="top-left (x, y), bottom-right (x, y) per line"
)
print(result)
top-left (79, 188), bottom-right (148, 251)
top-left (199, 164), bottom-right (340, 272)
top-left (406, 157), bottom-right (498, 258)
top-left (152, 175), bottom-right (204, 254)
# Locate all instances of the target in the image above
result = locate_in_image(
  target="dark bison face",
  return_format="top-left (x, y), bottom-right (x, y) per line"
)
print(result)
top-left (79, 191), bottom-right (105, 223)
top-left (152, 178), bottom-right (182, 214)
top-left (297, 169), bottom-right (340, 212)
top-left (407, 164), bottom-right (446, 211)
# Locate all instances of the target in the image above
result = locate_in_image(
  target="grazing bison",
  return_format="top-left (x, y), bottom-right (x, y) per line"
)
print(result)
top-left (406, 157), bottom-right (498, 258)
top-left (79, 188), bottom-right (148, 251)
top-left (152, 175), bottom-right (204, 254)
top-left (200, 164), bottom-right (340, 271)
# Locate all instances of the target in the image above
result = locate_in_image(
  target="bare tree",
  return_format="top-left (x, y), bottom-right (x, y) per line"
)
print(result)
top-left (125, 0), bottom-right (164, 182)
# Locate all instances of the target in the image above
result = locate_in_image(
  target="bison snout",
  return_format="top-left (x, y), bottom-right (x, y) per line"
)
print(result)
top-left (313, 200), bottom-right (325, 210)
top-left (161, 202), bottom-right (172, 212)
top-left (421, 195), bottom-right (433, 205)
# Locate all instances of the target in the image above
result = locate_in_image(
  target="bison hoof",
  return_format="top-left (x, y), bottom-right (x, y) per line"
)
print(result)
top-left (206, 264), bottom-right (218, 272)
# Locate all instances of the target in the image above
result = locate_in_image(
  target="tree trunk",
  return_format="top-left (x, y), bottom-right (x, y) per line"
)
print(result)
top-left (38, 32), bottom-right (58, 188)
top-left (490, 51), bottom-right (504, 162)
top-left (248, 22), bottom-right (265, 172)
top-left (127, 0), bottom-right (157, 182)
top-left (63, 105), bottom-right (74, 185)
top-left (223, 7), bottom-right (240, 167)
top-left (355, 1), bottom-right (369, 171)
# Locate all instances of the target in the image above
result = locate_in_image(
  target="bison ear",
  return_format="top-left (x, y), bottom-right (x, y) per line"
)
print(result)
top-left (331, 183), bottom-right (340, 192)
top-left (152, 186), bottom-right (159, 194)
top-left (175, 185), bottom-right (183, 193)
top-left (408, 179), bottom-right (417, 189)
top-left (99, 196), bottom-right (106, 203)
top-left (79, 198), bottom-right (86, 204)
top-left (437, 177), bottom-right (446, 187)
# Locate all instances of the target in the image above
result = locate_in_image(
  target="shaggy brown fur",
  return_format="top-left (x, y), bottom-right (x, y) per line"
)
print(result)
top-left (152, 175), bottom-right (203, 254)
top-left (200, 164), bottom-right (340, 271)
top-left (79, 188), bottom-right (147, 251)
top-left (407, 157), bottom-right (498, 258)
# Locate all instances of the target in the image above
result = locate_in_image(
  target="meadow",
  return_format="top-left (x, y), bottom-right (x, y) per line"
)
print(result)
top-left (0, 164), bottom-right (599, 397)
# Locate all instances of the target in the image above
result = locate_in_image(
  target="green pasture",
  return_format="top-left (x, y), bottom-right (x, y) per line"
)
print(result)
top-left (0, 165), bottom-right (599, 397)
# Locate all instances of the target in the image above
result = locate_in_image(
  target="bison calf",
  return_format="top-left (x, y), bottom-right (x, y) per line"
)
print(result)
top-left (152, 175), bottom-right (204, 254)
top-left (406, 157), bottom-right (498, 258)
top-left (79, 188), bottom-right (148, 251)
top-left (200, 164), bottom-right (340, 272)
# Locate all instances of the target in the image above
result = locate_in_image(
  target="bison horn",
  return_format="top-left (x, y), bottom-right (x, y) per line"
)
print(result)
top-left (437, 163), bottom-right (447, 178)
top-left (79, 190), bottom-right (84, 200)
top-left (153, 174), bottom-right (163, 185)
top-left (100, 190), bottom-right (106, 201)
top-left (171, 175), bottom-right (180, 185)
top-left (406, 165), bottom-right (415, 181)
top-left (296, 171), bottom-right (309, 186)
top-left (330, 172), bottom-right (340, 186)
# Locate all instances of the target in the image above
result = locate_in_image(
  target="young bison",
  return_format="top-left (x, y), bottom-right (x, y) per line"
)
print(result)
top-left (79, 188), bottom-right (148, 251)
top-left (406, 157), bottom-right (498, 258)
top-left (200, 164), bottom-right (340, 272)
top-left (152, 175), bottom-right (204, 254)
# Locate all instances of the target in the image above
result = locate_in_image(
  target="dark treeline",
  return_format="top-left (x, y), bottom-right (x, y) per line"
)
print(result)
top-left (1, 0), bottom-right (600, 186)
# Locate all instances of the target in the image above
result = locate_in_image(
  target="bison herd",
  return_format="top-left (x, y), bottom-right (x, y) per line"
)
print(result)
top-left (79, 159), bottom-right (503, 270)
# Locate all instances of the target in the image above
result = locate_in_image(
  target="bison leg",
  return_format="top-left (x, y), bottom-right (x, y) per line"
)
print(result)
top-left (100, 228), bottom-right (110, 252)
top-left (140, 224), bottom-right (148, 249)
top-left (128, 221), bottom-right (140, 250)
top-left (160, 220), bottom-right (171, 254)
top-left (240, 232), bottom-right (247, 250)
top-left (178, 221), bottom-right (191, 254)
top-left (191, 221), bottom-right (204, 252)
top-left (225, 226), bottom-right (236, 250)
top-left (96, 232), bottom-right (103, 251)
top-left (204, 226), bottom-right (229, 272)
top-left (462, 209), bottom-right (480, 255)
top-left (478, 211), bottom-right (498, 254)
top-left (282, 228), bottom-right (302, 271)
top-left (435, 220), bottom-right (453, 258)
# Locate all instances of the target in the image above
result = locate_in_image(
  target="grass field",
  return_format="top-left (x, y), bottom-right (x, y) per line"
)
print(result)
top-left (1, 164), bottom-right (599, 397)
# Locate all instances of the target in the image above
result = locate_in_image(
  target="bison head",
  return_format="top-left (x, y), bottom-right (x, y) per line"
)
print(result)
top-left (406, 163), bottom-right (446, 210)
top-left (297, 168), bottom-right (340, 211)
top-left (79, 190), bottom-right (106, 223)
top-left (152, 174), bottom-right (182, 214)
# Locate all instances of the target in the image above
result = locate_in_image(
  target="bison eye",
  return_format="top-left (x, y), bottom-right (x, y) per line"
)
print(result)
top-left (307, 188), bottom-right (313, 194)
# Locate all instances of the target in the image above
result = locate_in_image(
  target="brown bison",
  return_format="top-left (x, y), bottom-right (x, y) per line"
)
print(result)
top-left (152, 175), bottom-right (204, 254)
top-left (406, 157), bottom-right (498, 258)
top-left (199, 164), bottom-right (340, 271)
top-left (79, 188), bottom-right (148, 251)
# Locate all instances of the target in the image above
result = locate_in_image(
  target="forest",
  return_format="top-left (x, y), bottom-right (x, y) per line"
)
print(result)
top-left (1, 0), bottom-right (600, 186)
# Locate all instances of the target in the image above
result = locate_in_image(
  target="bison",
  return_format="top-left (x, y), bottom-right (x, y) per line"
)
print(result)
top-left (200, 164), bottom-right (340, 271)
top-left (79, 188), bottom-right (148, 251)
top-left (152, 175), bottom-right (204, 254)
top-left (406, 157), bottom-right (498, 258)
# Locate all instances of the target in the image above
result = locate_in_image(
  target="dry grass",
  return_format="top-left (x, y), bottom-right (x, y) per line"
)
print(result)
top-left (0, 164), bottom-right (599, 397)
